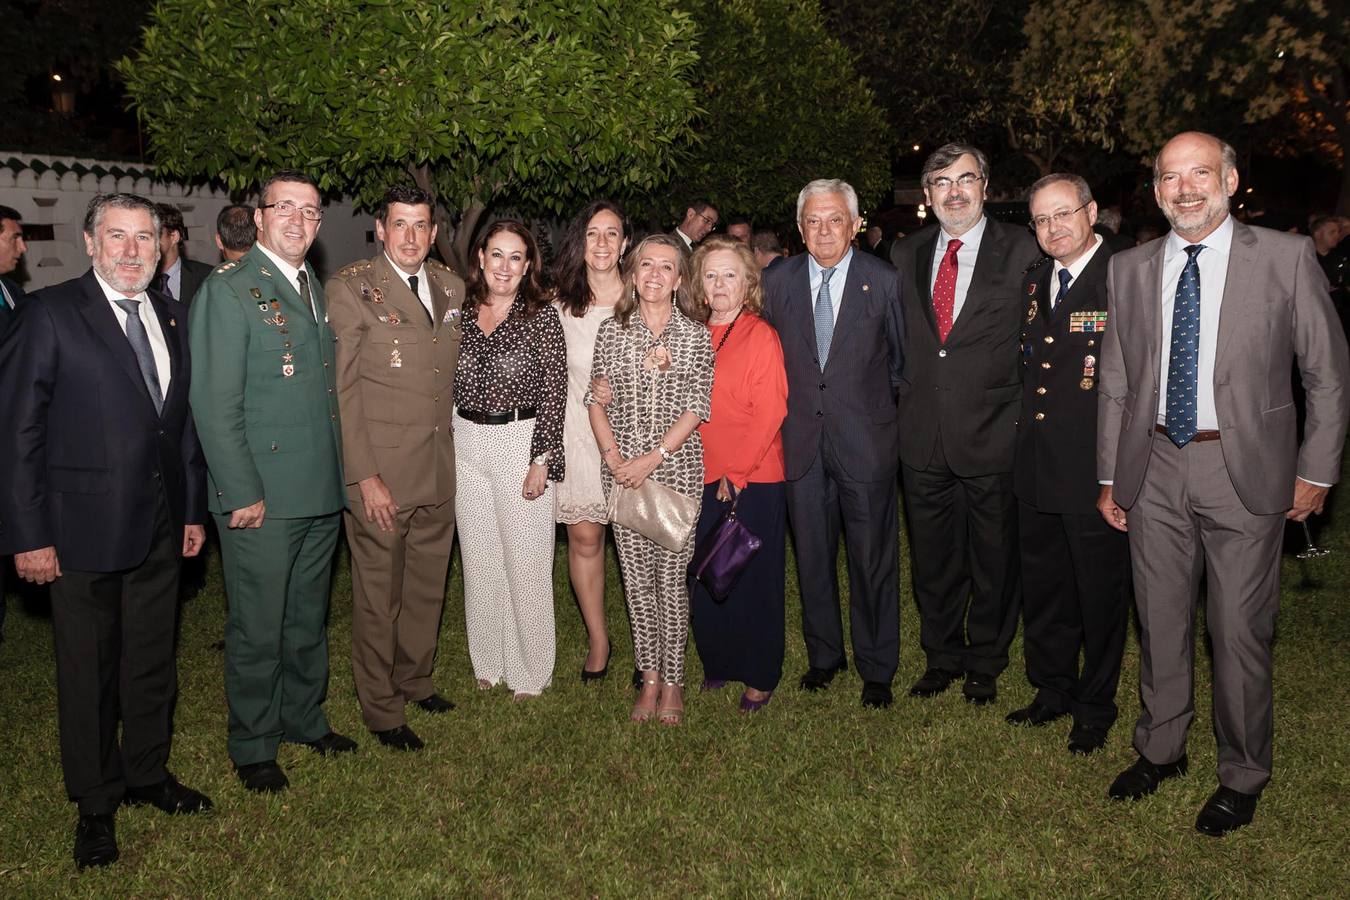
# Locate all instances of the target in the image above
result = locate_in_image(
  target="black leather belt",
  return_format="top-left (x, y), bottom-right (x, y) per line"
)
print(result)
top-left (1155, 423), bottom-right (1220, 442)
top-left (457, 406), bottom-right (536, 425)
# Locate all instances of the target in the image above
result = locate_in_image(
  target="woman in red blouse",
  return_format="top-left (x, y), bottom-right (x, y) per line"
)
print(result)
top-left (688, 236), bottom-right (789, 711)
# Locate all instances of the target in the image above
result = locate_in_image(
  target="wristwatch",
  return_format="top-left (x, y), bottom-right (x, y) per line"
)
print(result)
top-left (532, 451), bottom-right (550, 466)
top-left (657, 444), bottom-right (673, 462)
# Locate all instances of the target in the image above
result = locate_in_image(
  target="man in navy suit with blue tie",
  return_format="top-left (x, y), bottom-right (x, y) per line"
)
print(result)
top-left (763, 179), bottom-right (905, 708)
top-left (0, 194), bottom-right (212, 869)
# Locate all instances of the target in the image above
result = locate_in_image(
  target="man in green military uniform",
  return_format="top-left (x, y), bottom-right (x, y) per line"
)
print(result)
top-left (189, 171), bottom-right (354, 794)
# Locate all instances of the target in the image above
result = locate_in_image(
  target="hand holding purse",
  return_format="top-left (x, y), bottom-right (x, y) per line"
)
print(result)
top-left (688, 484), bottom-right (762, 601)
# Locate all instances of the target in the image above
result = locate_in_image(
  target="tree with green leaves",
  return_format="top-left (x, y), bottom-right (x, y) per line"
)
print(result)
top-left (670, 0), bottom-right (892, 224)
top-left (119, 0), bottom-right (699, 269)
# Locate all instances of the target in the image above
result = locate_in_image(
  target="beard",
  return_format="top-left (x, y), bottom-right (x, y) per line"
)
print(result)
top-left (1162, 192), bottom-right (1229, 239)
top-left (96, 256), bottom-right (155, 295)
top-left (934, 192), bottom-right (981, 234)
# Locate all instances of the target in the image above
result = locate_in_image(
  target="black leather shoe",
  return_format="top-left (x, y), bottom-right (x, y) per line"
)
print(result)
top-left (1067, 724), bottom-right (1109, 755)
top-left (860, 681), bottom-right (893, 709)
top-left (799, 661), bottom-right (846, 692)
top-left (908, 667), bottom-right (961, 698)
top-left (1108, 754), bottom-right (1188, 800)
top-left (374, 724), bottom-right (425, 752)
top-left (303, 730), bottom-right (358, 756)
top-left (962, 672), bottom-right (998, 705)
top-left (414, 693), bottom-right (455, 714)
top-left (1195, 785), bottom-right (1259, 836)
top-left (581, 643), bottom-right (613, 683)
top-left (73, 813), bottom-right (118, 870)
top-left (236, 760), bottom-right (289, 794)
top-left (1005, 701), bottom-right (1067, 727)
top-left (124, 774), bottom-right (213, 814)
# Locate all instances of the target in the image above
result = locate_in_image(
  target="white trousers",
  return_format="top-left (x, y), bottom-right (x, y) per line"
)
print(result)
top-left (453, 416), bottom-right (556, 694)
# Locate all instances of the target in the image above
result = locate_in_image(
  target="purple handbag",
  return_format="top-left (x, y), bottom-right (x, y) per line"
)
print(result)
top-left (689, 486), bottom-right (762, 602)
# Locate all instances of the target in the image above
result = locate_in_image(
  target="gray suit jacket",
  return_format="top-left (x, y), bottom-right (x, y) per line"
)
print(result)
top-left (762, 250), bottom-right (904, 483)
top-left (1097, 220), bottom-right (1350, 514)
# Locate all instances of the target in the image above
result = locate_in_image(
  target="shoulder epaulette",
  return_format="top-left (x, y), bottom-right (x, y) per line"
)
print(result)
top-left (214, 260), bottom-right (238, 274)
top-left (336, 259), bottom-right (374, 278)
top-left (1024, 255), bottom-right (1053, 275)
top-left (426, 258), bottom-right (457, 276)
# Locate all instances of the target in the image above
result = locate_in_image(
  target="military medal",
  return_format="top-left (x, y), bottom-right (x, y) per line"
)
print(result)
top-left (259, 265), bottom-right (273, 278)
top-left (1026, 299), bottom-right (1038, 323)
top-left (1070, 310), bottom-right (1108, 333)
top-left (387, 311), bottom-right (401, 326)
top-left (257, 301), bottom-right (269, 312)
top-left (371, 287), bottom-right (385, 304)
top-left (250, 288), bottom-right (262, 299)
top-left (390, 348), bottom-right (403, 368)
top-left (1081, 353), bottom-right (1096, 389)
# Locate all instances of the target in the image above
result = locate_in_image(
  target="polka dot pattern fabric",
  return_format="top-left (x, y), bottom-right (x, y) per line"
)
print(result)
top-left (1164, 244), bottom-right (1204, 447)
top-left (933, 238), bottom-right (962, 342)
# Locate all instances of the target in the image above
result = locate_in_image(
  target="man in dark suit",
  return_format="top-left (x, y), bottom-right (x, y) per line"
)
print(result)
top-left (763, 178), bottom-right (905, 708)
top-left (672, 198), bottom-right (719, 250)
top-left (890, 143), bottom-right (1041, 705)
top-left (0, 204), bottom-right (26, 328)
top-left (155, 203), bottom-right (213, 305)
top-left (0, 204), bottom-right (28, 646)
top-left (1010, 174), bottom-right (1129, 756)
top-left (1098, 132), bottom-right (1349, 836)
top-left (0, 194), bottom-right (211, 869)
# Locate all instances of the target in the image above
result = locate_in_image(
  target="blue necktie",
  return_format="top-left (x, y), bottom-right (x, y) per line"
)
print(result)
top-left (1164, 244), bottom-right (1204, 447)
top-left (813, 266), bottom-right (836, 370)
top-left (114, 298), bottom-right (164, 415)
top-left (1053, 268), bottom-right (1072, 309)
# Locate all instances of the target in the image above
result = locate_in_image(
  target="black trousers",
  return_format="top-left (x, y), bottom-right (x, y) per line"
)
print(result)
top-left (690, 481), bottom-right (787, 692)
top-left (50, 487), bottom-right (181, 815)
top-left (786, 440), bottom-right (900, 684)
top-left (1017, 500), bottom-right (1130, 729)
top-left (902, 437), bottom-right (1020, 677)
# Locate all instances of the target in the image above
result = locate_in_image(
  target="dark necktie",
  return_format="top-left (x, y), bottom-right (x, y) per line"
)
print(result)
top-left (933, 238), bottom-right (962, 342)
top-left (114, 298), bottom-right (164, 414)
top-left (158, 272), bottom-right (175, 301)
top-left (297, 270), bottom-right (316, 322)
top-left (1164, 244), bottom-right (1205, 447)
top-left (1053, 268), bottom-right (1072, 310)
top-left (409, 274), bottom-right (432, 325)
top-left (813, 266), bottom-right (836, 370)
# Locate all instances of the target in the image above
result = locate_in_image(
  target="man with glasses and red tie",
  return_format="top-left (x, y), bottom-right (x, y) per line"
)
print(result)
top-left (890, 143), bottom-right (1040, 707)
top-left (189, 171), bottom-right (353, 794)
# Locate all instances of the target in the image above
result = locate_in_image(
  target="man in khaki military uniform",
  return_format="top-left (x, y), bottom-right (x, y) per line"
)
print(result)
top-left (190, 171), bottom-right (353, 794)
top-left (326, 185), bottom-right (464, 751)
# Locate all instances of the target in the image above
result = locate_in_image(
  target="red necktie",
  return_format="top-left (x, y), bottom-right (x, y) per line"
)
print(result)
top-left (933, 238), bottom-right (962, 343)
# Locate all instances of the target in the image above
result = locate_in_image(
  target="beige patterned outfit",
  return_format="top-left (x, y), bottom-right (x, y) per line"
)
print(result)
top-left (554, 301), bottom-right (613, 525)
top-left (587, 305), bottom-right (714, 685)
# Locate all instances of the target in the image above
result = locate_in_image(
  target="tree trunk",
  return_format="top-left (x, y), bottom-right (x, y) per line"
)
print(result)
top-left (405, 163), bottom-right (487, 275)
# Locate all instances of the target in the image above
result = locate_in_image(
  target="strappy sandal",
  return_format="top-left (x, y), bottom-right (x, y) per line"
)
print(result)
top-left (657, 682), bottom-right (684, 726)
top-left (631, 676), bottom-right (658, 723)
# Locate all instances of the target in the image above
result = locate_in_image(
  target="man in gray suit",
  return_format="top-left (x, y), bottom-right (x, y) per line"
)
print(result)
top-left (1097, 131), bottom-right (1349, 836)
top-left (763, 179), bottom-right (904, 708)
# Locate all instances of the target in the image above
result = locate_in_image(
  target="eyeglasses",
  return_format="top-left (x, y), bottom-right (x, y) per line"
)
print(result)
top-left (260, 200), bottom-right (324, 221)
top-left (695, 210), bottom-right (718, 228)
top-left (1030, 202), bottom-right (1090, 230)
top-left (927, 173), bottom-right (984, 192)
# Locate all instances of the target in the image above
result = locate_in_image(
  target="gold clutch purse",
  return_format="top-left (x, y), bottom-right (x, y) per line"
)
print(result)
top-left (607, 479), bottom-right (699, 551)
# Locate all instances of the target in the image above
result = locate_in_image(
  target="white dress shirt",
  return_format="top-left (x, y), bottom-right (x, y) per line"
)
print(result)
top-left (808, 248), bottom-right (855, 327)
top-left (674, 228), bottom-right (694, 250)
top-left (929, 215), bottom-right (988, 322)
top-left (256, 244), bottom-right (318, 322)
top-left (1156, 214), bottom-right (1233, 430)
top-left (1051, 234), bottom-right (1103, 308)
top-left (162, 257), bottom-right (182, 301)
top-left (94, 270), bottom-right (172, 400)
top-left (385, 253), bottom-right (434, 321)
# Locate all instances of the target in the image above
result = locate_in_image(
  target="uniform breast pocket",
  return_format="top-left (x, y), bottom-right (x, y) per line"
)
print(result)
top-left (368, 329), bottom-right (419, 370)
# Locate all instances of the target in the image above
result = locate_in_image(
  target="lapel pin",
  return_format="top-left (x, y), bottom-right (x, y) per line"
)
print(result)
top-left (259, 265), bottom-right (273, 278)
top-left (862, 283), bottom-right (870, 292)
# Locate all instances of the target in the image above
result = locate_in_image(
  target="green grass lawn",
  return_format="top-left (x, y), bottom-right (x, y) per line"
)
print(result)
top-left (1, 501), bottom-right (1347, 898)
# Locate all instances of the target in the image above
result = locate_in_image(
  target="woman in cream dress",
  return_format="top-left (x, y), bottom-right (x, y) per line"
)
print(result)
top-left (551, 200), bottom-right (631, 681)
